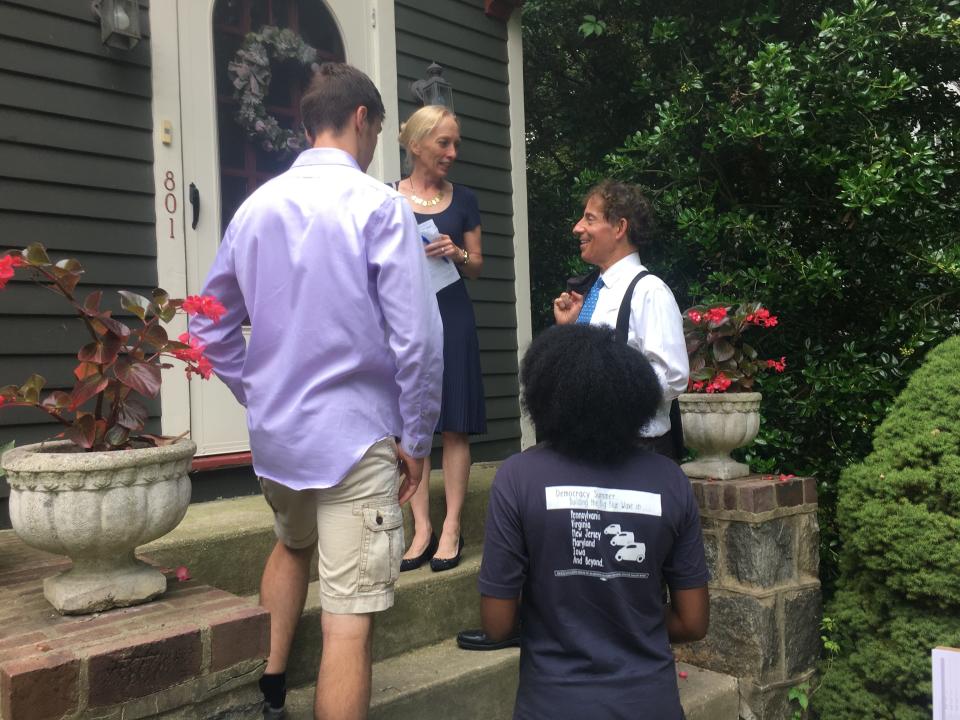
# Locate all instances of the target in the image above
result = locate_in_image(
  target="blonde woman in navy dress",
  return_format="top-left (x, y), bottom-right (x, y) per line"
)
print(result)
top-left (395, 105), bottom-right (487, 572)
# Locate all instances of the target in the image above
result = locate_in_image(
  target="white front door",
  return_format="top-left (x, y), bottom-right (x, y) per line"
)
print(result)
top-left (151, 0), bottom-right (400, 456)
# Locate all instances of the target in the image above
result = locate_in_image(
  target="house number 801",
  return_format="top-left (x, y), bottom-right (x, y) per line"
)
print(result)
top-left (164, 171), bottom-right (177, 239)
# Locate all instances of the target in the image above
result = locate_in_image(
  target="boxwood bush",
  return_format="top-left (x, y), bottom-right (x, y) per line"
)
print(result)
top-left (814, 335), bottom-right (960, 718)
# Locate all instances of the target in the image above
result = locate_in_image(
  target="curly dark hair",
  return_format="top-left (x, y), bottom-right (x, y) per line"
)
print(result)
top-left (521, 324), bottom-right (663, 464)
top-left (585, 180), bottom-right (656, 249)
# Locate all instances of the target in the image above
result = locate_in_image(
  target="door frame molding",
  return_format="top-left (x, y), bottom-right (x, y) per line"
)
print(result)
top-left (149, 0), bottom-right (400, 451)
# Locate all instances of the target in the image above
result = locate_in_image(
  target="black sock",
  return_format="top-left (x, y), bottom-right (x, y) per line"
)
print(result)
top-left (259, 672), bottom-right (286, 709)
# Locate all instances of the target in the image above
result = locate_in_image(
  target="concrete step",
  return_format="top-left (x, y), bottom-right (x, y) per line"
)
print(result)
top-left (282, 640), bottom-right (737, 720)
top-left (140, 463), bottom-right (499, 597)
top-left (284, 639), bottom-right (519, 720)
top-left (279, 547), bottom-right (483, 687)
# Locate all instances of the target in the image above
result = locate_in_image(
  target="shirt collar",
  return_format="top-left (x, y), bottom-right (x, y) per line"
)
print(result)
top-left (600, 252), bottom-right (645, 289)
top-left (291, 147), bottom-right (361, 171)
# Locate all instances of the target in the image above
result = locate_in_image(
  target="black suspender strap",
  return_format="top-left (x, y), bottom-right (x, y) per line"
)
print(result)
top-left (615, 270), bottom-right (685, 458)
top-left (615, 271), bottom-right (650, 344)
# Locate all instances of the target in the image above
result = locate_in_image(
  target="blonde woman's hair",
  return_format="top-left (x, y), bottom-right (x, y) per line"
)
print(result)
top-left (398, 105), bottom-right (459, 171)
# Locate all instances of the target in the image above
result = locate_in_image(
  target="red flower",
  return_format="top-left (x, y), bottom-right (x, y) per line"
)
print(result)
top-left (778, 473), bottom-right (796, 482)
top-left (746, 307), bottom-right (779, 328)
top-left (0, 254), bottom-right (23, 290)
top-left (185, 356), bottom-right (214, 381)
top-left (688, 310), bottom-right (703, 324)
top-left (705, 306), bottom-right (728, 324)
top-left (705, 372), bottom-right (732, 393)
top-left (689, 379), bottom-right (705, 392)
top-left (172, 332), bottom-right (206, 363)
top-left (182, 295), bottom-right (226, 323)
top-left (0, 395), bottom-right (6, 408)
top-left (765, 356), bottom-right (787, 373)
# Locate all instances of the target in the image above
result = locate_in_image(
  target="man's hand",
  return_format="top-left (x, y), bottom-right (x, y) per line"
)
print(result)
top-left (553, 291), bottom-right (584, 325)
top-left (397, 448), bottom-right (424, 504)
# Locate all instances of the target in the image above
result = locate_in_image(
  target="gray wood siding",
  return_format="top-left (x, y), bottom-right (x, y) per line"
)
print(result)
top-left (395, 0), bottom-right (522, 462)
top-left (0, 1), bottom-right (156, 460)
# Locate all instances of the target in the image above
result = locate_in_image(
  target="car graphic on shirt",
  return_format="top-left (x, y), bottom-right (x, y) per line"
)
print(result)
top-left (603, 523), bottom-right (622, 535)
top-left (615, 542), bottom-right (646, 563)
top-left (609, 531), bottom-right (635, 547)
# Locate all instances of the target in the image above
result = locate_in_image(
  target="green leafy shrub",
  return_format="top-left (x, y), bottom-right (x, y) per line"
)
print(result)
top-left (814, 335), bottom-right (960, 718)
top-left (523, 0), bottom-right (960, 586)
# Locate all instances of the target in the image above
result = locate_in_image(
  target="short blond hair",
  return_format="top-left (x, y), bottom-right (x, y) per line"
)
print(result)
top-left (398, 105), bottom-right (459, 171)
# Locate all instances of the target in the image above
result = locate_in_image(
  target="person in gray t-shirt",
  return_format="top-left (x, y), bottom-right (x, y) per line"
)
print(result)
top-left (475, 324), bottom-right (709, 719)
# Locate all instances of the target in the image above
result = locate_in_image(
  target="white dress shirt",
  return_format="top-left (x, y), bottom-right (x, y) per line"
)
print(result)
top-left (190, 148), bottom-right (443, 490)
top-left (590, 253), bottom-right (689, 437)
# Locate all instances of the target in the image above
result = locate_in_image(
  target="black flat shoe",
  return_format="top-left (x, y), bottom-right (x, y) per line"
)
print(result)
top-left (456, 628), bottom-right (520, 651)
top-left (400, 532), bottom-right (438, 572)
top-left (430, 536), bottom-right (464, 572)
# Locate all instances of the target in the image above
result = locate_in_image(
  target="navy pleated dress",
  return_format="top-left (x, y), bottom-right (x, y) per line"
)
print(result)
top-left (414, 184), bottom-right (487, 435)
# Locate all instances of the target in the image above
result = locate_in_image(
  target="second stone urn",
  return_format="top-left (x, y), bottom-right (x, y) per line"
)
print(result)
top-left (2, 439), bottom-right (195, 614)
top-left (678, 392), bottom-right (761, 480)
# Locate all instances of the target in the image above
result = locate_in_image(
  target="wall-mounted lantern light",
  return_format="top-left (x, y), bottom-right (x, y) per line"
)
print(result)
top-left (91, 0), bottom-right (142, 51)
top-left (410, 63), bottom-right (454, 111)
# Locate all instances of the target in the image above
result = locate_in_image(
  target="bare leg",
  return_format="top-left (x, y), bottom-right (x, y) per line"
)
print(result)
top-left (434, 432), bottom-right (470, 559)
top-left (402, 455), bottom-right (434, 559)
top-left (260, 540), bottom-right (315, 674)
top-left (315, 612), bottom-right (374, 720)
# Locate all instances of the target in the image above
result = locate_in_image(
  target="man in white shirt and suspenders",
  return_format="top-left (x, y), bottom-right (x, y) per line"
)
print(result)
top-left (553, 180), bottom-right (689, 459)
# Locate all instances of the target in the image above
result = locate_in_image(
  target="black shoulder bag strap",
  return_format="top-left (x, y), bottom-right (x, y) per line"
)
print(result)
top-left (616, 271), bottom-right (685, 459)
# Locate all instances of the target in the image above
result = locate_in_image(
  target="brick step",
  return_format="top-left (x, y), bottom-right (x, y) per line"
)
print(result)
top-left (281, 641), bottom-right (738, 720)
top-left (140, 463), bottom-right (499, 597)
top-left (276, 546), bottom-right (483, 688)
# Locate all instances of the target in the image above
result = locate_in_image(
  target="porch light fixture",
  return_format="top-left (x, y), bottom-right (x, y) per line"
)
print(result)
top-left (411, 63), bottom-right (454, 110)
top-left (91, 0), bottom-right (141, 51)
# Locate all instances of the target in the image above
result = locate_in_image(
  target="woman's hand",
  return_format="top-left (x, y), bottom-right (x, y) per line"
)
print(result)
top-left (423, 234), bottom-right (463, 261)
top-left (553, 291), bottom-right (584, 325)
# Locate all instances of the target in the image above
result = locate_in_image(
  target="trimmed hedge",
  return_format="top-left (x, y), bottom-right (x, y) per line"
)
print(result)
top-left (815, 335), bottom-right (960, 718)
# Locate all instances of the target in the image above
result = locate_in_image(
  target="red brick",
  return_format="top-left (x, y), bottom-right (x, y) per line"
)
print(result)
top-left (803, 477), bottom-right (818, 504)
top-left (0, 632), bottom-right (47, 653)
top-left (47, 601), bottom-right (170, 637)
top-left (86, 626), bottom-right (201, 707)
top-left (722, 484), bottom-right (738, 510)
top-left (775, 478), bottom-right (804, 507)
top-left (162, 586), bottom-right (235, 609)
top-left (739, 484), bottom-right (775, 513)
top-left (209, 607), bottom-right (271, 672)
top-left (704, 484), bottom-right (723, 510)
top-left (0, 652), bottom-right (79, 720)
top-left (691, 480), bottom-right (705, 509)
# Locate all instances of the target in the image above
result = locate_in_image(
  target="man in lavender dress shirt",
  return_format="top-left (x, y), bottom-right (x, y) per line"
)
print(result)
top-left (190, 63), bottom-right (443, 719)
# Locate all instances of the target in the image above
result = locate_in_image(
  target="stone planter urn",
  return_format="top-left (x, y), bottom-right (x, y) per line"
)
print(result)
top-left (2, 439), bottom-right (195, 615)
top-left (678, 392), bottom-right (761, 480)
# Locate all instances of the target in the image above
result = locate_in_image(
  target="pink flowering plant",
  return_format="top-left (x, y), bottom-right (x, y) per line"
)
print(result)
top-left (0, 243), bottom-right (223, 451)
top-left (683, 301), bottom-right (786, 393)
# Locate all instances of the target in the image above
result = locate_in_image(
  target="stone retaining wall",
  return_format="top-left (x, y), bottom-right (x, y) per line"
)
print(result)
top-left (674, 475), bottom-right (822, 720)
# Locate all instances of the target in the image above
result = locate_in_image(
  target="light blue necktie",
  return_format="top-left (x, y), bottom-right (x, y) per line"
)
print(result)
top-left (576, 276), bottom-right (604, 324)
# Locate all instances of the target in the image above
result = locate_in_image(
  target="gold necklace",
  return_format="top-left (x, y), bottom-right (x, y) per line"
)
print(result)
top-left (409, 179), bottom-right (444, 207)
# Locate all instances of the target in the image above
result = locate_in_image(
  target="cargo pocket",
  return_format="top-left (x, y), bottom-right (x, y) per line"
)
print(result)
top-left (357, 503), bottom-right (404, 592)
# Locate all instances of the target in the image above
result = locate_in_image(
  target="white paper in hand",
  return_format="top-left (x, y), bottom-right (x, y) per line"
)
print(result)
top-left (419, 219), bottom-right (460, 293)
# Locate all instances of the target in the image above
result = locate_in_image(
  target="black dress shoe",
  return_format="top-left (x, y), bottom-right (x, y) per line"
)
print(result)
top-left (400, 532), bottom-right (438, 572)
top-left (429, 536), bottom-right (464, 572)
top-left (457, 629), bottom-right (521, 651)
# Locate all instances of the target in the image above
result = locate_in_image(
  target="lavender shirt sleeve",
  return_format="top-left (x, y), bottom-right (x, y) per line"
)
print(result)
top-left (366, 196), bottom-right (444, 458)
top-left (189, 226), bottom-right (248, 407)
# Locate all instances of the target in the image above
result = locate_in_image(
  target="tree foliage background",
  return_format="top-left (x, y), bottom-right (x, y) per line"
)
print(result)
top-left (522, 0), bottom-right (960, 591)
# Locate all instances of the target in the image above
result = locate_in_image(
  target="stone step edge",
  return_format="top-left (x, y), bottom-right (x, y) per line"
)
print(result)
top-left (280, 639), bottom-right (738, 720)
top-left (281, 638), bottom-right (520, 719)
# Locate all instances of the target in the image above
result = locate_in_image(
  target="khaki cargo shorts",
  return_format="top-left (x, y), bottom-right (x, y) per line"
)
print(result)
top-left (259, 437), bottom-right (404, 614)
